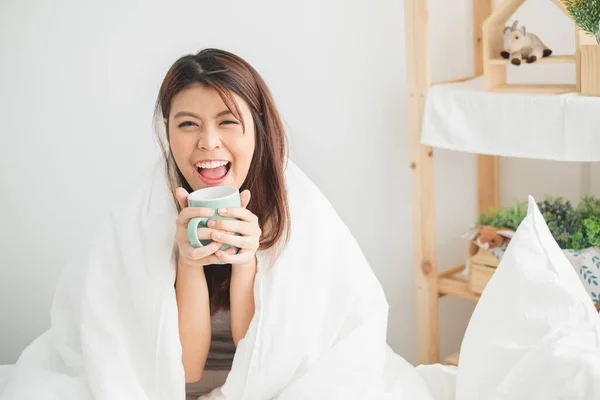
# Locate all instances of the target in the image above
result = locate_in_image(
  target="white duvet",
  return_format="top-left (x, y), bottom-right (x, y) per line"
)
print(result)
top-left (1, 161), bottom-right (599, 400)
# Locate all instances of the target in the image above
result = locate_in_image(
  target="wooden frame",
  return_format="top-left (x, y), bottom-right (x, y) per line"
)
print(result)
top-left (404, 0), bottom-right (438, 364)
top-left (482, 0), bottom-right (578, 94)
top-left (404, 0), bottom-right (497, 365)
top-left (579, 30), bottom-right (600, 96)
top-left (405, 0), bottom-right (597, 366)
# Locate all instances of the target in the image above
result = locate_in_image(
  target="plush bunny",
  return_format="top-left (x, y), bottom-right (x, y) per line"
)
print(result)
top-left (461, 225), bottom-right (516, 277)
top-left (500, 20), bottom-right (552, 66)
top-left (462, 225), bottom-right (515, 250)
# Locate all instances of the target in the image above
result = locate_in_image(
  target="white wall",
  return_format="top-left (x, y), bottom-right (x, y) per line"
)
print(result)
top-left (0, 0), bottom-right (597, 366)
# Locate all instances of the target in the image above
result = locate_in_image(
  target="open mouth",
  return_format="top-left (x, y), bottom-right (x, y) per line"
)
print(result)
top-left (195, 160), bottom-right (232, 184)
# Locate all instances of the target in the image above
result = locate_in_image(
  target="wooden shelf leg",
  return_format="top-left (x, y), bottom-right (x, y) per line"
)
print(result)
top-left (404, 0), bottom-right (439, 364)
top-left (478, 155), bottom-right (499, 213)
top-left (477, 1), bottom-right (499, 215)
top-left (411, 147), bottom-right (439, 365)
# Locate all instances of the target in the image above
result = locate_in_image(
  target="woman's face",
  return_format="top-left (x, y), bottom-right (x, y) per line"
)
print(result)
top-left (167, 83), bottom-right (256, 191)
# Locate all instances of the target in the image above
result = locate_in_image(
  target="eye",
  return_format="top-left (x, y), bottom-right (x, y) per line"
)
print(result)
top-left (490, 239), bottom-right (496, 244)
top-left (178, 121), bottom-right (197, 128)
top-left (220, 120), bottom-right (239, 126)
top-left (515, 36), bottom-right (519, 39)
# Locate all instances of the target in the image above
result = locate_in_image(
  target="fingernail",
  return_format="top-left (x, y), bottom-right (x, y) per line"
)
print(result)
top-left (215, 251), bottom-right (222, 257)
top-left (219, 208), bottom-right (227, 214)
top-left (207, 220), bottom-right (216, 227)
top-left (213, 232), bottom-right (221, 240)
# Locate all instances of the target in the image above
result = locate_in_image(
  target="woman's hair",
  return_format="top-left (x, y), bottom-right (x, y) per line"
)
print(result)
top-left (154, 48), bottom-right (290, 313)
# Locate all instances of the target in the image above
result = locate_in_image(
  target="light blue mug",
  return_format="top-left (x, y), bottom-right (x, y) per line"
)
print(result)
top-left (187, 186), bottom-right (241, 261)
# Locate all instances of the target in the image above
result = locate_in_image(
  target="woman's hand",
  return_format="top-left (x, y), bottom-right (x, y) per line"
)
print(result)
top-left (207, 190), bottom-right (261, 267)
top-left (174, 188), bottom-right (235, 268)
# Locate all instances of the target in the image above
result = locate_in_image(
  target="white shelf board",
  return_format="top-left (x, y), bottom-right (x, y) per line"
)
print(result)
top-left (421, 77), bottom-right (600, 162)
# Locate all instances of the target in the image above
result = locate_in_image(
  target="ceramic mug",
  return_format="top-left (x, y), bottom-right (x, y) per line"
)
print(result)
top-left (187, 186), bottom-right (241, 257)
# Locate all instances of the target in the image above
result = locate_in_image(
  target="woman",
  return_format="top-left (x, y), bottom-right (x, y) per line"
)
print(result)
top-left (156, 48), bottom-right (290, 396)
top-left (1, 48), bottom-right (427, 400)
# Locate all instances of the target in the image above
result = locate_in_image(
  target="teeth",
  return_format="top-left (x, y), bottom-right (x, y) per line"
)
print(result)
top-left (195, 160), bottom-right (229, 169)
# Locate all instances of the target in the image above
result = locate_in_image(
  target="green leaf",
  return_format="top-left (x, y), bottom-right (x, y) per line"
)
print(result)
top-left (564, 0), bottom-right (600, 43)
top-left (476, 202), bottom-right (528, 231)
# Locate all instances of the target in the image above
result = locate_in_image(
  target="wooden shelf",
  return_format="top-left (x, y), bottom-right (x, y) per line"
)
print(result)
top-left (443, 351), bottom-right (460, 366)
top-left (489, 83), bottom-right (577, 94)
top-left (489, 54), bottom-right (576, 65)
top-left (438, 265), bottom-right (480, 302)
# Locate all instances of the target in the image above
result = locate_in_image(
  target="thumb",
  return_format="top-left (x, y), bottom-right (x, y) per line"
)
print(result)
top-left (175, 187), bottom-right (189, 210)
top-left (240, 190), bottom-right (251, 209)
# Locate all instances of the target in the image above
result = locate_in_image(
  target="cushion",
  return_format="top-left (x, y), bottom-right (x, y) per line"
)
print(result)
top-left (563, 248), bottom-right (600, 304)
top-left (456, 196), bottom-right (600, 400)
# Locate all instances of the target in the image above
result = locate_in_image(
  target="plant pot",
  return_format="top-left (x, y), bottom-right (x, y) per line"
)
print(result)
top-left (581, 44), bottom-right (600, 96)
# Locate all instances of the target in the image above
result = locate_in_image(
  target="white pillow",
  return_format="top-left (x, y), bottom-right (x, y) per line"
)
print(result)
top-left (456, 196), bottom-right (600, 400)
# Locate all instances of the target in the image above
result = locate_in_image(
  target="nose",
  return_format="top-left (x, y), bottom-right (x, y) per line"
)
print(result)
top-left (197, 127), bottom-right (222, 151)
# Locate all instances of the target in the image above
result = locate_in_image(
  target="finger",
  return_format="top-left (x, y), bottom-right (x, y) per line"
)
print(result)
top-left (177, 228), bottom-right (224, 244)
top-left (211, 231), bottom-right (258, 250)
top-left (216, 207), bottom-right (257, 224)
top-left (175, 187), bottom-right (189, 210)
top-left (240, 190), bottom-right (251, 209)
top-left (189, 240), bottom-right (222, 260)
top-left (177, 206), bottom-right (216, 225)
top-left (215, 249), bottom-right (253, 265)
top-left (207, 219), bottom-right (254, 236)
top-left (201, 254), bottom-right (222, 265)
top-left (198, 228), bottom-right (227, 241)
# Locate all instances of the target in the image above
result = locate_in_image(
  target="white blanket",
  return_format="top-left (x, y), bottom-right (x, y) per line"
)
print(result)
top-left (4, 160), bottom-right (600, 400)
top-left (0, 160), bottom-right (440, 400)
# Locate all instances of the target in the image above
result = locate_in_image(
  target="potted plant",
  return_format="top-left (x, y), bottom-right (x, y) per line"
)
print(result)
top-left (563, 0), bottom-right (600, 96)
top-left (467, 195), bottom-right (600, 303)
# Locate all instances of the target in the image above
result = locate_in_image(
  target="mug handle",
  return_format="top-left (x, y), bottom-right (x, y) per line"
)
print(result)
top-left (188, 217), bottom-right (209, 248)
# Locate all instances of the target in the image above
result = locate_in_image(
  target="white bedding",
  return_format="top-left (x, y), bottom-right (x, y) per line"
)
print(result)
top-left (0, 160), bottom-right (437, 400)
top-left (1, 160), bottom-right (599, 399)
top-left (421, 77), bottom-right (600, 162)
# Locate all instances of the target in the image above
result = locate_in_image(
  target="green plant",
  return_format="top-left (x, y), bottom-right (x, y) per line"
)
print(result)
top-left (476, 201), bottom-right (527, 230)
top-left (569, 197), bottom-right (600, 249)
top-left (476, 211), bottom-right (496, 227)
top-left (570, 216), bottom-right (600, 249)
top-left (474, 195), bottom-right (600, 250)
top-left (586, 217), bottom-right (600, 246)
top-left (537, 196), bottom-right (578, 248)
top-left (563, 0), bottom-right (600, 44)
top-left (575, 195), bottom-right (600, 221)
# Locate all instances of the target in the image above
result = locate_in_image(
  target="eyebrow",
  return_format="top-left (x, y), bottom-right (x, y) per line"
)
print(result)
top-left (173, 109), bottom-right (233, 120)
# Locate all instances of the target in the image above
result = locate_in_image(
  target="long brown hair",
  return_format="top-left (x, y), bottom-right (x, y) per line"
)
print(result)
top-left (154, 48), bottom-right (290, 313)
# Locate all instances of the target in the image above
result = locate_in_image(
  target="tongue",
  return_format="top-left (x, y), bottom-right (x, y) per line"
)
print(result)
top-left (200, 166), bottom-right (228, 180)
